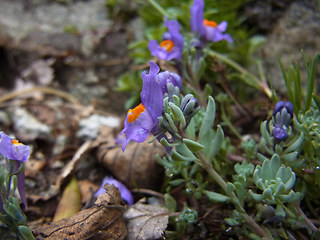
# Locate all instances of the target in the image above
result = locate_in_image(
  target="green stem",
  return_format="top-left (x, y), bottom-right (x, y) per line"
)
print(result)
top-left (206, 49), bottom-right (273, 99)
top-left (196, 153), bottom-right (270, 238)
top-left (220, 104), bottom-right (242, 140)
top-left (147, 0), bottom-right (170, 17)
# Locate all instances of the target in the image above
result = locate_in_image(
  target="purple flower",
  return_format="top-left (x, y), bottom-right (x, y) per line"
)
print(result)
top-left (120, 62), bottom-right (163, 151)
top-left (273, 101), bottom-right (294, 118)
top-left (272, 126), bottom-right (289, 142)
top-left (0, 132), bottom-right (30, 162)
top-left (271, 101), bottom-right (294, 143)
top-left (190, 0), bottom-right (233, 43)
top-left (156, 71), bottom-right (181, 95)
top-left (95, 177), bottom-right (134, 205)
top-left (0, 132), bottom-right (30, 209)
top-left (148, 17), bottom-right (184, 61)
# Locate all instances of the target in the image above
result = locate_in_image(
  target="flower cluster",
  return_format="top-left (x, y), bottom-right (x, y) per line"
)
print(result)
top-left (272, 101), bottom-right (294, 142)
top-left (148, 0), bottom-right (232, 61)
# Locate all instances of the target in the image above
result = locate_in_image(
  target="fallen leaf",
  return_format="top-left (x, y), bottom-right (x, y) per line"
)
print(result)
top-left (53, 177), bottom-right (82, 222)
top-left (33, 184), bottom-right (127, 240)
top-left (97, 136), bottom-right (165, 190)
top-left (78, 179), bottom-right (99, 204)
top-left (124, 203), bottom-right (169, 240)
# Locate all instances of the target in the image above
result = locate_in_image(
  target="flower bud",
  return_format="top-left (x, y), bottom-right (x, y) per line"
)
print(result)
top-left (272, 126), bottom-right (289, 142)
top-left (180, 94), bottom-right (199, 120)
top-left (273, 101), bottom-right (294, 118)
top-left (271, 101), bottom-right (293, 143)
top-left (156, 71), bottom-right (182, 95)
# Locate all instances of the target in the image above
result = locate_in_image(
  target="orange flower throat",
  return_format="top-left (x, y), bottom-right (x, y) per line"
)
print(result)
top-left (203, 19), bottom-right (218, 28)
top-left (127, 103), bottom-right (146, 123)
top-left (11, 139), bottom-right (22, 145)
top-left (160, 40), bottom-right (175, 52)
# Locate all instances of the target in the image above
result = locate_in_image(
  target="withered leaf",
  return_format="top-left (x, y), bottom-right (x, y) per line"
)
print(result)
top-left (97, 136), bottom-right (165, 190)
top-left (33, 184), bottom-right (127, 240)
top-left (53, 177), bottom-right (82, 222)
top-left (124, 203), bottom-right (169, 240)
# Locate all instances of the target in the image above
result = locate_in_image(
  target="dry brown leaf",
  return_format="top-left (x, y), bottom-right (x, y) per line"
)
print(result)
top-left (33, 184), bottom-right (127, 240)
top-left (78, 179), bottom-right (99, 204)
top-left (124, 203), bottom-right (169, 240)
top-left (53, 177), bottom-right (82, 222)
top-left (97, 136), bottom-right (165, 190)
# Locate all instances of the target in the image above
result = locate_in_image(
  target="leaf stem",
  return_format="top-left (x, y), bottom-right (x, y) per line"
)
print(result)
top-left (147, 0), bottom-right (170, 18)
top-left (206, 49), bottom-right (273, 99)
top-left (196, 152), bottom-right (270, 238)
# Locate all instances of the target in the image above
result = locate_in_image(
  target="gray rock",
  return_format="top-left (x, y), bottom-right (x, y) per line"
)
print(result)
top-left (77, 114), bottom-right (120, 140)
top-left (259, 1), bottom-right (320, 93)
top-left (11, 108), bottom-right (52, 139)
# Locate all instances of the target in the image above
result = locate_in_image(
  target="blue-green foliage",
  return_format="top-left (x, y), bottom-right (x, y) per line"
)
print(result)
top-left (0, 164), bottom-right (34, 240)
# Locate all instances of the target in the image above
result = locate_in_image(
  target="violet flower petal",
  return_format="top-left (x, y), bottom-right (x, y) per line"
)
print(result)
top-left (190, 0), bottom-right (205, 36)
top-left (165, 18), bottom-right (184, 50)
top-left (95, 177), bottom-right (134, 205)
top-left (141, 61), bottom-right (163, 125)
top-left (0, 132), bottom-right (30, 162)
top-left (17, 170), bottom-right (27, 209)
top-left (156, 71), bottom-right (181, 95)
top-left (121, 62), bottom-right (163, 151)
top-left (120, 111), bottom-right (153, 152)
top-left (148, 18), bottom-right (184, 61)
top-left (148, 40), bottom-right (168, 60)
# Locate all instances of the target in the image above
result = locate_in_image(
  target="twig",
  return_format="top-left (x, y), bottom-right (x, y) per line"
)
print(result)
top-left (0, 86), bottom-right (80, 104)
top-left (131, 188), bottom-right (164, 200)
top-left (295, 202), bottom-right (318, 232)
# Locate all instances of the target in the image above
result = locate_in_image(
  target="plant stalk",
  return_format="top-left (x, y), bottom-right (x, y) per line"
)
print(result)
top-left (196, 153), bottom-right (270, 238)
top-left (207, 49), bottom-right (272, 99)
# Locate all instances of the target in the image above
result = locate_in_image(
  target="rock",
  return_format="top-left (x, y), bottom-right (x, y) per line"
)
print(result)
top-left (10, 108), bottom-right (52, 140)
top-left (258, 1), bottom-right (320, 93)
top-left (76, 114), bottom-right (121, 141)
top-left (0, 0), bottom-right (130, 114)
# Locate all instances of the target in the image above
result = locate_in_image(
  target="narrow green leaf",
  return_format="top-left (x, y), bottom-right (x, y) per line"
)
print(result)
top-left (185, 118), bottom-right (195, 140)
top-left (183, 138), bottom-right (204, 152)
top-left (278, 57), bottom-right (293, 103)
top-left (199, 96), bottom-right (216, 144)
top-left (270, 154), bottom-right (280, 178)
top-left (249, 190), bottom-right (264, 202)
top-left (283, 172), bottom-right (296, 191)
top-left (169, 179), bottom-right (185, 186)
top-left (281, 152), bottom-right (298, 162)
top-left (226, 182), bottom-right (235, 196)
top-left (169, 102), bottom-right (186, 128)
top-left (3, 203), bottom-right (26, 224)
top-left (164, 193), bottom-right (177, 212)
top-left (209, 125), bottom-right (224, 159)
top-left (304, 56), bottom-right (316, 112)
top-left (294, 61), bottom-right (302, 113)
top-left (313, 94), bottom-right (320, 110)
top-left (18, 226), bottom-right (35, 240)
top-left (171, 150), bottom-right (195, 162)
top-left (275, 204), bottom-right (286, 217)
top-left (284, 132), bottom-right (304, 153)
top-left (262, 188), bottom-right (274, 201)
top-left (203, 190), bottom-right (230, 203)
top-left (164, 113), bottom-right (178, 132)
top-left (260, 121), bottom-right (273, 147)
